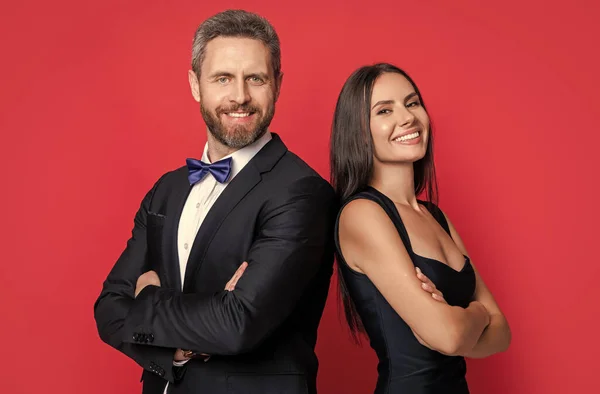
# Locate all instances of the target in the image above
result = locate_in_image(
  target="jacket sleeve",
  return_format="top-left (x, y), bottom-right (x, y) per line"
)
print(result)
top-left (93, 174), bottom-right (183, 383)
top-left (121, 176), bottom-right (337, 355)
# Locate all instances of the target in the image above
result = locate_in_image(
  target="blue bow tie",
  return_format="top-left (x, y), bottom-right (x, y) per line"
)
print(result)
top-left (186, 157), bottom-right (233, 185)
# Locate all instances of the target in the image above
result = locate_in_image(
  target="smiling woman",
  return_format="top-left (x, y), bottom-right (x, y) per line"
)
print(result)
top-left (330, 63), bottom-right (511, 394)
top-left (370, 76), bottom-right (430, 162)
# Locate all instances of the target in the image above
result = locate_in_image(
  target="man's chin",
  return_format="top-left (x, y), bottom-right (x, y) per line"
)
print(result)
top-left (211, 127), bottom-right (263, 149)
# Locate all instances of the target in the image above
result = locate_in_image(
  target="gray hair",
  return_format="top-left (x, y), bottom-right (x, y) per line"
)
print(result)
top-left (191, 10), bottom-right (281, 79)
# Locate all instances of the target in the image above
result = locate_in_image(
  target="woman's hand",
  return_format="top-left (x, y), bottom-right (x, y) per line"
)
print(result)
top-left (412, 267), bottom-right (448, 350)
top-left (416, 267), bottom-right (446, 303)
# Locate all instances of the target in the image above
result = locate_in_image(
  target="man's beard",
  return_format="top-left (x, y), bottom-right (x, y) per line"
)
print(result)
top-left (201, 101), bottom-right (275, 149)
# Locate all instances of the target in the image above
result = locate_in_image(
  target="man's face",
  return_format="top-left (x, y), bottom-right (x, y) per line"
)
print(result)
top-left (189, 37), bottom-right (281, 150)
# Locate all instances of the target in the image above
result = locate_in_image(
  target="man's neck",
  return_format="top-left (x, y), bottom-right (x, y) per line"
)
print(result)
top-left (206, 134), bottom-right (238, 163)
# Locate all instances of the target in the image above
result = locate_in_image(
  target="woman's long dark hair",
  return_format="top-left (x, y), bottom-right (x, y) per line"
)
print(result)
top-left (330, 63), bottom-right (439, 341)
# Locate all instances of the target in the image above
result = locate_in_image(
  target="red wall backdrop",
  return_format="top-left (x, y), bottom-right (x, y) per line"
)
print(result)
top-left (1, 0), bottom-right (598, 393)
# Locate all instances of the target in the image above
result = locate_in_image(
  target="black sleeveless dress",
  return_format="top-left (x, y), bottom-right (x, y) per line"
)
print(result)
top-left (335, 187), bottom-right (476, 393)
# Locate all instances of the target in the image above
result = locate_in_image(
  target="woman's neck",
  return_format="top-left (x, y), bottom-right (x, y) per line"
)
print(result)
top-left (370, 161), bottom-right (420, 210)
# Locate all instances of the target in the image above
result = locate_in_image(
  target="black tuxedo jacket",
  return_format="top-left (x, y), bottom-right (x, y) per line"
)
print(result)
top-left (94, 134), bottom-right (337, 394)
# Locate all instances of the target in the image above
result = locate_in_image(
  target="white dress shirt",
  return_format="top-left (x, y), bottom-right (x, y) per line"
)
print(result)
top-left (162, 131), bottom-right (272, 393)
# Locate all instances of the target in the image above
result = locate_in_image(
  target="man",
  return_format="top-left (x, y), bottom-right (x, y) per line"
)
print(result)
top-left (94, 9), bottom-right (337, 394)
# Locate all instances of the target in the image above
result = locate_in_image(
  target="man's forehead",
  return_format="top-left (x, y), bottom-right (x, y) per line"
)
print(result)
top-left (204, 37), bottom-right (270, 64)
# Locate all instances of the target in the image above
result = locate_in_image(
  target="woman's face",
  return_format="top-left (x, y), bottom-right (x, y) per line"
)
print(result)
top-left (369, 72), bottom-right (430, 166)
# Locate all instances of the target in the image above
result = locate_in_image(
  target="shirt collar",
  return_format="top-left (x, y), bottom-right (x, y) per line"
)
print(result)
top-left (200, 131), bottom-right (272, 182)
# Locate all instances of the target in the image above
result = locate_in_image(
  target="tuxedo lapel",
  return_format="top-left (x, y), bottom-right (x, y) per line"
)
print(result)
top-left (162, 168), bottom-right (191, 292)
top-left (182, 134), bottom-right (287, 292)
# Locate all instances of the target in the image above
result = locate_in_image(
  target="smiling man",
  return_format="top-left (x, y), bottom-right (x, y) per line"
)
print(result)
top-left (94, 9), bottom-right (337, 394)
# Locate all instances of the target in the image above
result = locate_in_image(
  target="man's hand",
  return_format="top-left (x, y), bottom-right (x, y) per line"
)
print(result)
top-left (135, 270), bottom-right (161, 298)
top-left (225, 261), bottom-right (248, 291)
top-left (174, 348), bottom-right (191, 362)
top-left (173, 262), bottom-right (249, 363)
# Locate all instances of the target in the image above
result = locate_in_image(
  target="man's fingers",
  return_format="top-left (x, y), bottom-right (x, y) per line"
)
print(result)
top-left (141, 270), bottom-right (161, 284)
top-left (136, 270), bottom-right (161, 297)
top-left (228, 262), bottom-right (249, 290)
top-left (237, 262), bottom-right (248, 275)
top-left (225, 262), bottom-right (249, 291)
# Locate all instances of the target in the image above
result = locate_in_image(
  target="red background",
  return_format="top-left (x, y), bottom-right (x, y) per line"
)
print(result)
top-left (1, 0), bottom-right (598, 393)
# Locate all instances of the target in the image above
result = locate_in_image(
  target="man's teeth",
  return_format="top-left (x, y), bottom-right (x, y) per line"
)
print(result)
top-left (394, 131), bottom-right (420, 142)
top-left (227, 112), bottom-right (250, 117)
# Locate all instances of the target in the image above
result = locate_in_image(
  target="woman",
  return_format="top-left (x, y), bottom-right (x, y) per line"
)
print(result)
top-left (330, 63), bottom-right (511, 393)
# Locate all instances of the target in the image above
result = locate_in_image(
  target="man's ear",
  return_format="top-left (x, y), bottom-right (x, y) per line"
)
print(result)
top-left (274, 72), bottom-right (284, 102)
top-left (188, 70), bottom-right (201, 102)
